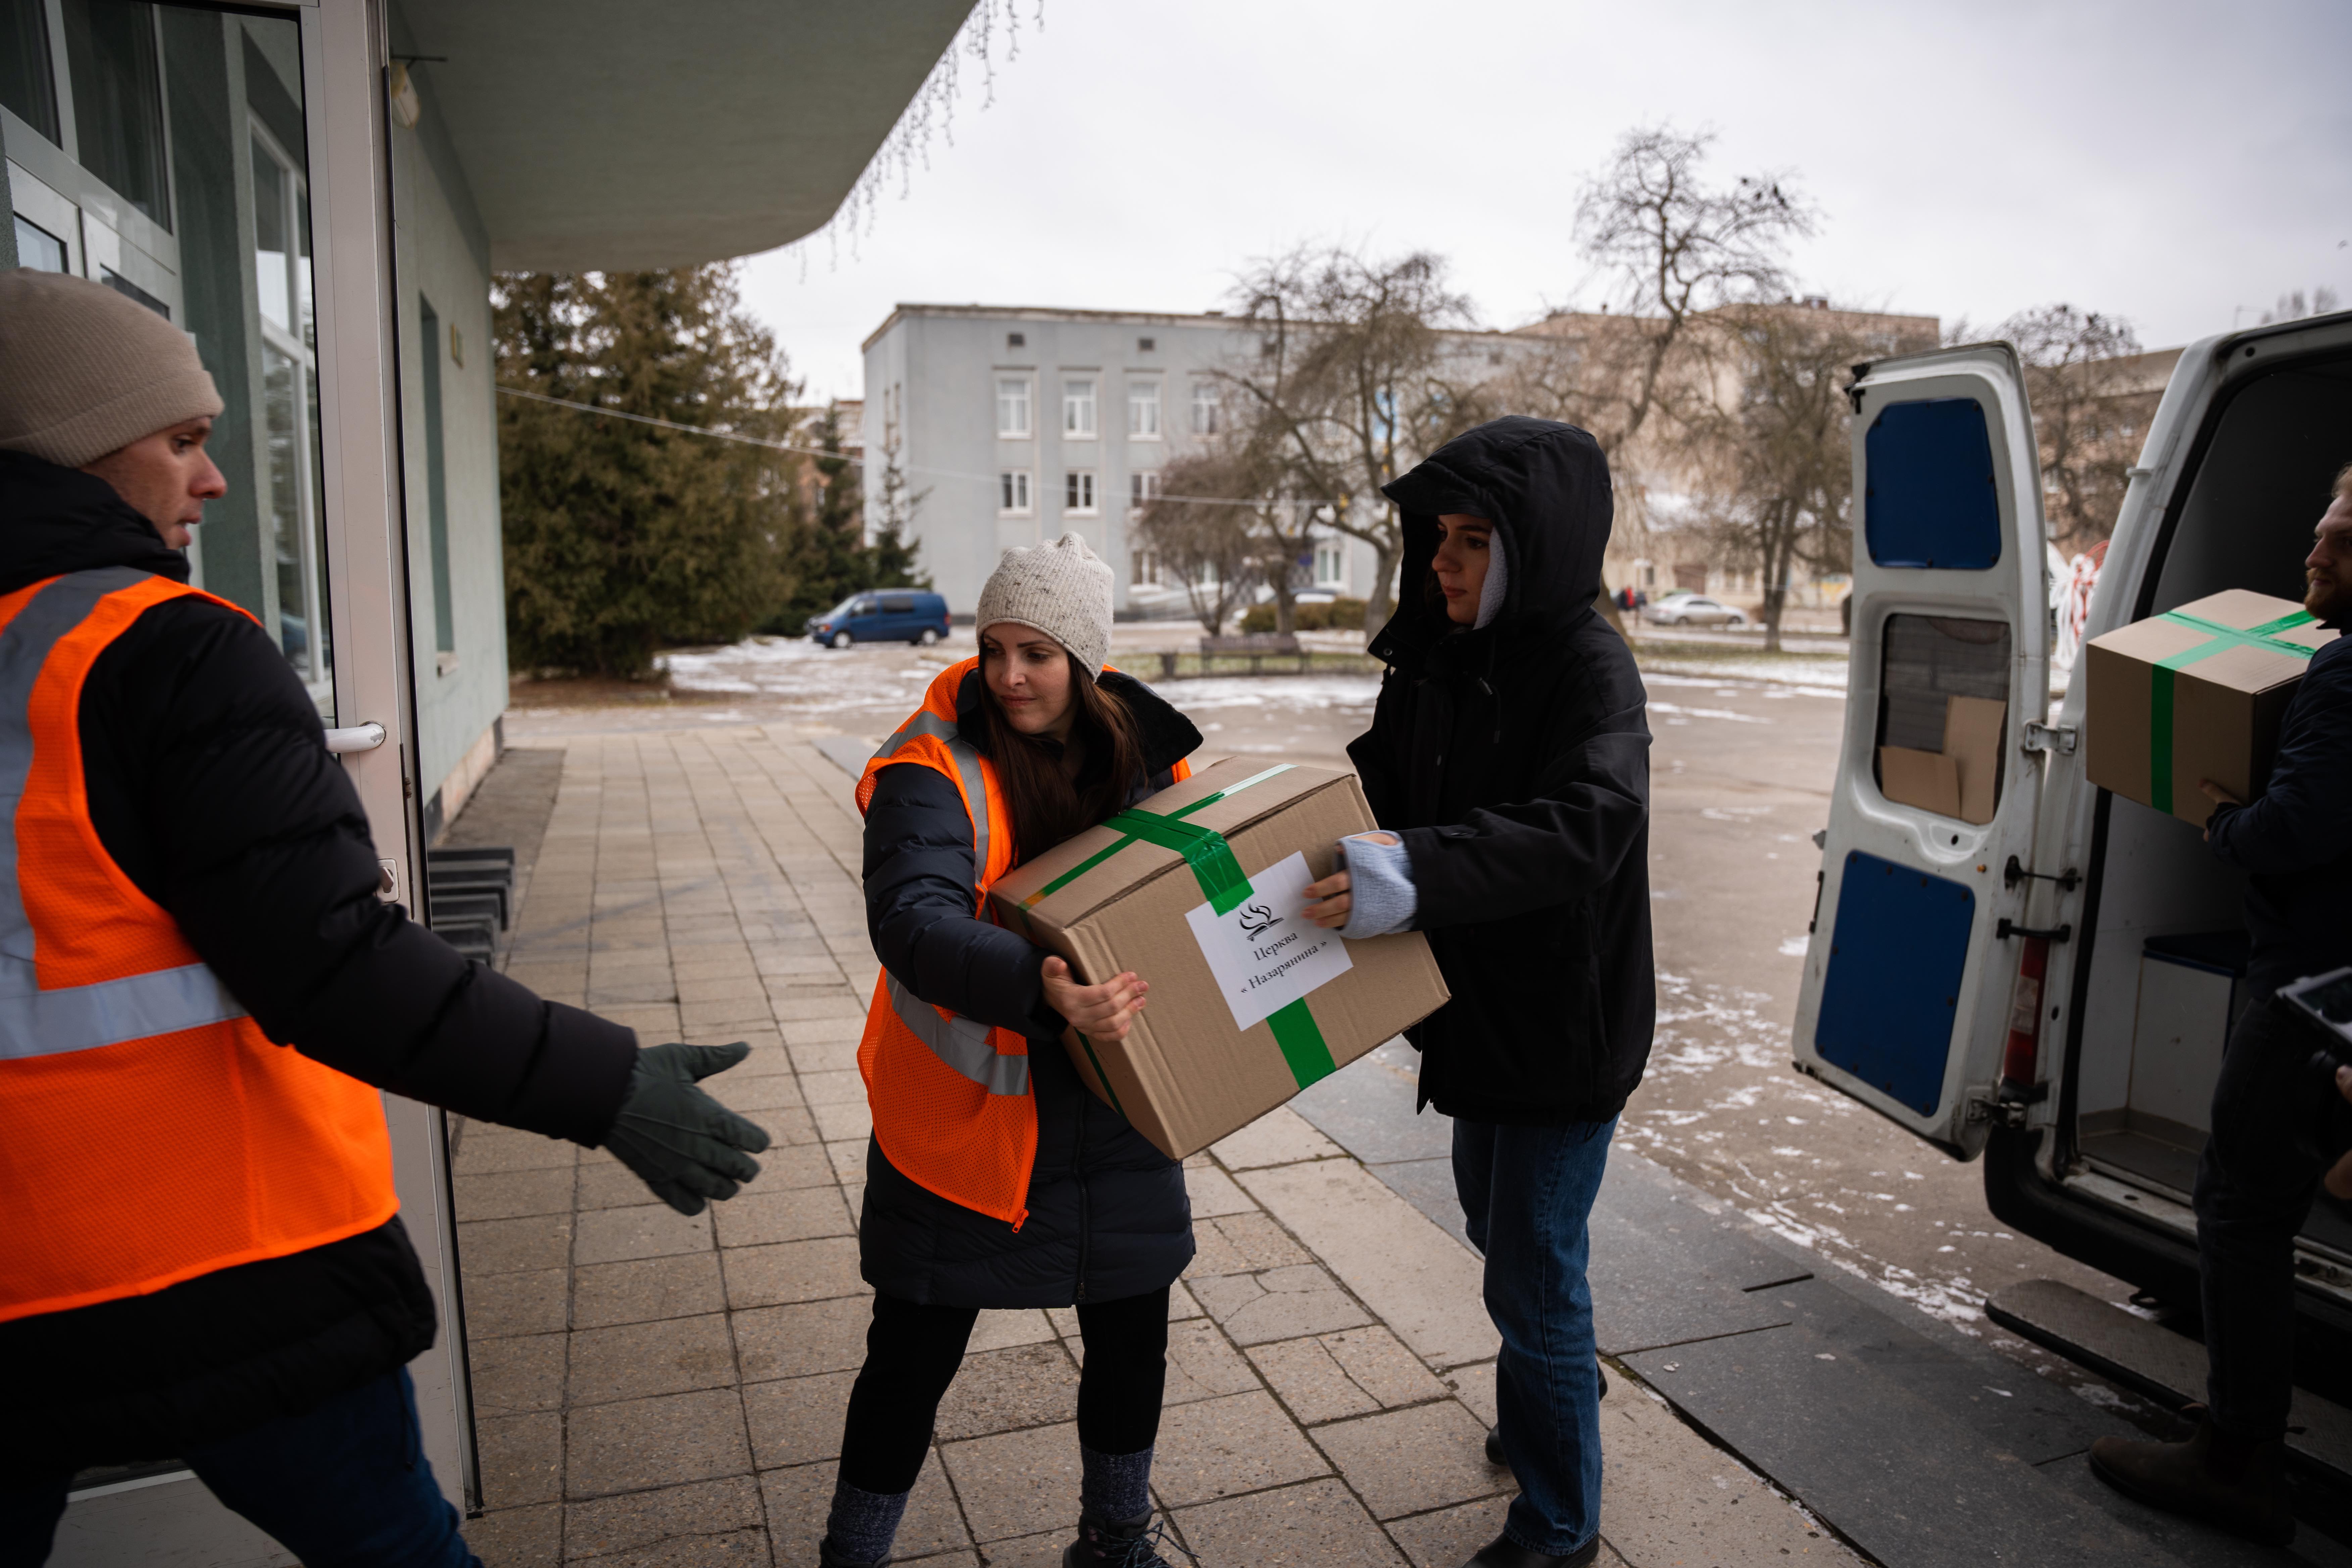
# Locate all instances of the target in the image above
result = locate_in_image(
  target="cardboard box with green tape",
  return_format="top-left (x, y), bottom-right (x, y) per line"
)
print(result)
top-left (2084, 588), bottom-right (2338, 829)
top-left (989, 756), bottom-right (1450, 1160)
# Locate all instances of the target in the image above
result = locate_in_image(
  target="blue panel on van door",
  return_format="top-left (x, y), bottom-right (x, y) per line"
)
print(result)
top-left (1864, 397), bottom-right (2002, 570)
top-left (1815, 850), bottom-right (1976, 1115)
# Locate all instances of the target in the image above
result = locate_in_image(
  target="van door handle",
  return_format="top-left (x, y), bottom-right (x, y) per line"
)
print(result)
top-left (324, 723), bottom-right (387, 754)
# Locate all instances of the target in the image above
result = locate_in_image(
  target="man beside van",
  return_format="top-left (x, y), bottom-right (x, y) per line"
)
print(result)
top-left (2089, 463), bottom-right (2352, 1546)
top-left (0, 270), bottom-right (770, 1564)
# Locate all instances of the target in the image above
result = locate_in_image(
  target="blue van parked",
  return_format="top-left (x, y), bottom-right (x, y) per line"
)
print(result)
top-left (808, 589), bottom-right (951, 648)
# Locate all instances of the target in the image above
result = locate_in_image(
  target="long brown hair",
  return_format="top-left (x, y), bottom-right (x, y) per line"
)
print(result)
top-left (973, 653), bottom-right (1146, 863)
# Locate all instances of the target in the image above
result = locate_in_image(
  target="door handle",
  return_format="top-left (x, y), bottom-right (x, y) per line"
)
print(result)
top-left (324, 723), bottom-right (387, 754)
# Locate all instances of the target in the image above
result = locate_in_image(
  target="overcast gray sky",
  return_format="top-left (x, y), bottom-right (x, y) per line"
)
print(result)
top-left (739, 0), bottom-right (2352, 404)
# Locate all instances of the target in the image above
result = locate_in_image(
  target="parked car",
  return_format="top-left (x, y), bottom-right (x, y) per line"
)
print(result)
top-left (1788, 313), bottom-right (2352, 1358)
top-left (808, 590), bottom-right (950, 648)
top-left (1643, 594), bottom-right (1748, 627)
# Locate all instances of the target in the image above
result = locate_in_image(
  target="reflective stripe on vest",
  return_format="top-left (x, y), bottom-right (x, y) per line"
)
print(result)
top-left (0, 567), bottom-right (248, 1058)
top-left (0, 568), bottom-right (399, 1323)
top-left (873, 707), bottom-right (992, 881)
top-left (885, 973), bottom-right (1030, 1096)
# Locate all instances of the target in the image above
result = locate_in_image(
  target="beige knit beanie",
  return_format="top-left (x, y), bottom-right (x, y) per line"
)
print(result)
top-left (0, 268), bottom-right (224, 468)
top-left (976, 531), bottom-right (1115, 676)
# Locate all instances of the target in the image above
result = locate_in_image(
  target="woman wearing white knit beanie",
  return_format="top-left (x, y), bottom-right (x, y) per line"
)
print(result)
top-left (829, 532), bottom-right (1211, 1568)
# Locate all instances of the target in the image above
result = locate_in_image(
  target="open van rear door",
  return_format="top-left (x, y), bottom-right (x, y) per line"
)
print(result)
top-left (1791, 344), bottom-right (2051, 1158)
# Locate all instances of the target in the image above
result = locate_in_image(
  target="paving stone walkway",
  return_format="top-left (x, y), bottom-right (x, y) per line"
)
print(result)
top-left (449, 727), bottom-right (1855, 1567)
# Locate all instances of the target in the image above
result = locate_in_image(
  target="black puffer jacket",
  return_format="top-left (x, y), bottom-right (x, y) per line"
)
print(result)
top-left (0, 454), bottom-right (638, 1468)
top-left (859, 666), bottom-right (1202, 1307)
top-left (1349, 418), bottom-right (1655, 1126)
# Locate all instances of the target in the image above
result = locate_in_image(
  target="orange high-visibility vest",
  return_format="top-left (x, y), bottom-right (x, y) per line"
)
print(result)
top-left (856, 657), bottom-right (1186, 1225)
top-left (0, 568), bottom-right (398, 1324)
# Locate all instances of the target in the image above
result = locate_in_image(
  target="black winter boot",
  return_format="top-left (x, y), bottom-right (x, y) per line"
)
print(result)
top-left (1063, 1509), bottom-right (1195, 1568)
top-left (817, 1538), bottom-right (883, 1568)
top-left (2087, 1404), bottom-right (2294, 1547)
top-left (1459, 1532), bottom-right (1601, 1567)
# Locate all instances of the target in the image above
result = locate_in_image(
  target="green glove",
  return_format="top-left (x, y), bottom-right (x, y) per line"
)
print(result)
top-left (603, 1042), bottom-right (773, 1215)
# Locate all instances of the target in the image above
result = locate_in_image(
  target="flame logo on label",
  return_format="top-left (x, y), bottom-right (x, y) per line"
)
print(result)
top-left (1237, 900), bottom-right (1281, 937)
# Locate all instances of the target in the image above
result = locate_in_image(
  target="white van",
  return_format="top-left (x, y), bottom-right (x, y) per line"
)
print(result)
top-left (1792, 312), bottom-right (2352, 1339)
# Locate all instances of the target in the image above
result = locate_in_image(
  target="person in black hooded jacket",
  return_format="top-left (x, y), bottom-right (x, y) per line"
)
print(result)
top-left (1306, 417), bottom-right (1652, 1568)
top-left (0, 268), bottom-right (768, 1566)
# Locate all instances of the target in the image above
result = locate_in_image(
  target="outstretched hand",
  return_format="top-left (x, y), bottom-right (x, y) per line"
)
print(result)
top-left (1042, 954), bottom-right (1147, 1042)
top-left (603, 1041), bottom-right (772, 1216)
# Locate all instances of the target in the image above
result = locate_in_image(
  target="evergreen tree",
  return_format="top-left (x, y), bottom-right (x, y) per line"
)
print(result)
top-left (763, 402), bottom-right (932, 633)
top-left (496, 265), bottom-right (801, 677)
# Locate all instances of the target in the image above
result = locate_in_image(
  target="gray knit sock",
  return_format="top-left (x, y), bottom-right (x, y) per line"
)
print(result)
top-left (1080, 1441), bottom-right (1155, 1523)
top-left (823, 1476), bottom-right (911, 1566)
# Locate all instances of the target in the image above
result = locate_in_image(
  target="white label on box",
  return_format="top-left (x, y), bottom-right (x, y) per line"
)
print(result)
top-left (1184, 851), bottom-right (1355, 1032)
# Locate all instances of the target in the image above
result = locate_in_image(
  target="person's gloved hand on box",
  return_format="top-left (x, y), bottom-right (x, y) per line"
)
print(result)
top-left (1304, 831), bottom-right (1417, 938)
top-left (604, 1041), bottom-right (773, 1215)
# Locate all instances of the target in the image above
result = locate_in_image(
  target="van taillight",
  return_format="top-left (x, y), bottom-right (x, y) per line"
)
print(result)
top-left (2002, 937), bottom-right (2050, 1087)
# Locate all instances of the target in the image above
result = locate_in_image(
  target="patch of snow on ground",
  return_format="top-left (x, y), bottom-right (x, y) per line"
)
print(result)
top-left (1160, 676), bottom-right (1383, 710)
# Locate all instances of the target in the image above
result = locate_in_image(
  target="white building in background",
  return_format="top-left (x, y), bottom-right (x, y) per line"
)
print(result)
top-left (859, 304), bottom-right (1384, 617)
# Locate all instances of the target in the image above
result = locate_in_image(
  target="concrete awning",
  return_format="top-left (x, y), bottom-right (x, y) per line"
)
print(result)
top-left (392, 0), bottom-right (975, 272)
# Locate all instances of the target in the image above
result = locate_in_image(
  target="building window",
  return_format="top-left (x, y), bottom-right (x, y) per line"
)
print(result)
top-left (250, 117), bottom-right (330, 703)
top-left (1190, 380), bottom-right (1221, 435)
top-left (996, 376), bottom-right (1032, 438)
top-left (1008, 331), bottom-right (1025, 347)
top-left (999, 470), bottom-right (1032, 514)
top-left (419, 295), bottom-right (455, 658)
top-left (1065, 471), bottom-right (1097, 514)
top-left (13, 215), bottom-right (67, 272)
top-left (1314, 540), bottom-right (1345, 588)
top-left (1137, 336), bottom-right (1156, 352)
top-left (1063, 377), bottom-right (1097, 438)
top-left (1131, 546), bottom-right (1160, 586)
top-left (1, 0), bottom-right (60, 144)
top-left (1130, 470), bottom-right (1161, 509)
top-left (1128, 380), bottom-right (1160, 439)
top-left (63, 0), bottom-right (171, 227)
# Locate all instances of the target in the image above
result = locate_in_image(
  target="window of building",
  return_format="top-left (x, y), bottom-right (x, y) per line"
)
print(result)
top-left (1130, 470), bottom-right (1161, 509)
top-left (999, 470), bottom-right (1032, 514)
top-left (13, 214), bottom-right (67, 272)
top-left (62, 0), bottom-right (172, 227)
top-left (419, 295), bottom-right (455, 660)
top-left (1063, 377), bottom-right (1097, 438)
top-left (1007, 331), bottom-right (1025, 347)
top-left (1137, 336), bottom-right (1155, 352)
top-left (1131, 545), bottom-right (1160, 586)
top-left (1065, 471), bottom-right (1097, 514)
top-left (1, 0), bottom-right (60, 143)
top-left (996, 376), bottom-right (1032, 438)
top-left (1190, 380), bottom-right (1220, 435)
top-left (250, 116), bottom-right (330, 701)
top-left (1128, 380), bottom-right (1160, 439)
top-left (1314, 540), bottom-right (1345, 588)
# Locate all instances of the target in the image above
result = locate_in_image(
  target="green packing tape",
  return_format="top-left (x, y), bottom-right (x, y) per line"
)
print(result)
top-left (1267, 998), bottom-right (1338, 1087)
top-left (1020, 763), bottom-right (1334, 1089)
top-left (2146, 608), bottom-right (2318, 813)
top-left (1023, 764), bottom-right (1295, 909)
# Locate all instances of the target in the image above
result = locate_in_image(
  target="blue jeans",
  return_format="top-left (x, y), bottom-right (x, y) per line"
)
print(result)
top-left (0, 1369), bottom-right (477, 1568)
top-left (1454, 1116), bottom-right (1615, 1557)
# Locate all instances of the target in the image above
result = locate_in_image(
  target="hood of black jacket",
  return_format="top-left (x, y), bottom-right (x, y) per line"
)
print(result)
top-left (1369, 416), bottom-right (1612, 664)
top-left (0, 452), bottom-right (190, 594)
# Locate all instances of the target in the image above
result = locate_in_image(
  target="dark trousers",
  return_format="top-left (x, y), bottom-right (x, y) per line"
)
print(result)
top-left (1454, 1116), bottom-right (1615, 1557)
top-left (2195, 995), bottom-right (2352, 1444)
top-left (839, 1287), bottom-right (1170, 1494)
top-left (0, 1369), bottom-right (475, 1568)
